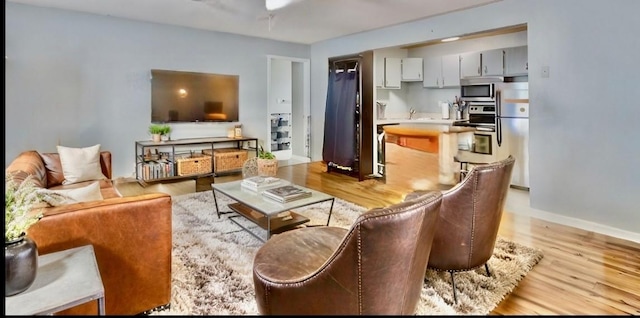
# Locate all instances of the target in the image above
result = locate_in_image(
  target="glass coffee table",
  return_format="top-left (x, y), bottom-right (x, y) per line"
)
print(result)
top-left (211, 180), bottom-right (335, 242)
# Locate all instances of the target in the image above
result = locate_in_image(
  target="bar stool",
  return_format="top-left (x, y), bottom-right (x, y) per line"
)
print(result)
top-left (454, 156), bottom-right (490, 182)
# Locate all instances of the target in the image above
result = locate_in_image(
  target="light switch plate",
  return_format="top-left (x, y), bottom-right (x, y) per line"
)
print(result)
top-left (541, 65), bottom-right (550, 78)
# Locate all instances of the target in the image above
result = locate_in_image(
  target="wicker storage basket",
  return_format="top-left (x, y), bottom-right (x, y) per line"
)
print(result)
top-left (204, 148), bottom-right (248, 172)
top-left (257, 158), bottom-right (278, 177)
top-left (176, 154), bottom-right (212, 176)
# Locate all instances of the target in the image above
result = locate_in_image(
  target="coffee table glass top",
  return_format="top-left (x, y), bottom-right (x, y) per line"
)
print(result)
top-left (211, 180), bottom-right (334, 216)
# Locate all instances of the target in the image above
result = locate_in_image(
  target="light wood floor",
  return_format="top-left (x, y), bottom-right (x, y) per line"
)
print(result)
top-left (121, 143), bottom-right (640, 315)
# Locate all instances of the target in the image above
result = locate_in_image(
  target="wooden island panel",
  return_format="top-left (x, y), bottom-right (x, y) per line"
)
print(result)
top-left (383, 124), bottom-right (476, 185)
top-left (384, 126), bottom-right (440, 153)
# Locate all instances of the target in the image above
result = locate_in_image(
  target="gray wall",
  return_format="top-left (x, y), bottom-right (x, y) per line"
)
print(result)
top-left (6, 1), bottom-right (639, 237)
top-left (309, 0), bottom-right (640, 235)
top-left (5, 3), bottom-right (309, 178)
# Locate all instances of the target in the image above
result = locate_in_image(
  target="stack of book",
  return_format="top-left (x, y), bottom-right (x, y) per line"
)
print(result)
top-left (262, 185), bottom-right (312, 203)
top-left (240, 176), bottom-right (282, 192)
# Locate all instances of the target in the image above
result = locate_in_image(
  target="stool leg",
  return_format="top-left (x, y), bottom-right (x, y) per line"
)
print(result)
top-left (459, 162), bottom-right (468, 182)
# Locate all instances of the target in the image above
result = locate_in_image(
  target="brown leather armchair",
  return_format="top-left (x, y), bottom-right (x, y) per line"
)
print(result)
top-left (252, 191), bottom-right (443, 315)
top-left (406, 155), bottom-right (515, 303)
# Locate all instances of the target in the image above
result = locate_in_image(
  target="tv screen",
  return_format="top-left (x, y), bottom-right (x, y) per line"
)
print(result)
top-left (151, 69), bottom-right (239, 123)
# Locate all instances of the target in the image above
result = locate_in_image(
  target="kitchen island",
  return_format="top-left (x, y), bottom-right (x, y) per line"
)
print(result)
top-left (383, 123), bottom-right (475, 185)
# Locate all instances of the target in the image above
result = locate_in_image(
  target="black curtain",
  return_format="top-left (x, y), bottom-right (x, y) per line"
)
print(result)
top-left (322, 68), bottom-right (358, 167)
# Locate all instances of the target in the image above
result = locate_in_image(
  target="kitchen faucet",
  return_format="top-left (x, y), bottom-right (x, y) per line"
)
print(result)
top-left (409, 108), bottom-right (416, 119)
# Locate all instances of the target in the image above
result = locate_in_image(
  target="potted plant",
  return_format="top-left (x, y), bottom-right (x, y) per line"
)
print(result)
top-left (257, 145), bottom-right (278, 176)
top-left (149, 124), bottom-right (171, 142)
top-left (5, 174), bottom-right (44, 296)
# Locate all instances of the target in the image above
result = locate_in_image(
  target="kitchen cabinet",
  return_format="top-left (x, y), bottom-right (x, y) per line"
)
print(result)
top-left (459, 51), bottom-right (481, 77)
top-left (504, 46), bottom-right (528, 75)
top-left (401, 57), bottom-right (423, 81)
top-left (376, 57), bottom-right (402, 89)
top-left (423, 54), bottom-right (460, 88)
top-left (460, 49), bottom-right (504, 77)
top-left (481, 49), bottom-right (504, 76)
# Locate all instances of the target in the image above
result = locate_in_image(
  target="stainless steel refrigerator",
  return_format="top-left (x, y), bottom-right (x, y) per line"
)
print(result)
top-left (496, 82), bottom-right (529, 190)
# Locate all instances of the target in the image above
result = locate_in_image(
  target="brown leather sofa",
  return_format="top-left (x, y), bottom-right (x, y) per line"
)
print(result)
top-left (6, 150), bottom-right (172, 315)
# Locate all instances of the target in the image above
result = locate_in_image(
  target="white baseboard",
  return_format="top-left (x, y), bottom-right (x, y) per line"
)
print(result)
top-left (278, 155), bottom-right (311, 167)
top-left (506, 189), bottom-right (640, 244)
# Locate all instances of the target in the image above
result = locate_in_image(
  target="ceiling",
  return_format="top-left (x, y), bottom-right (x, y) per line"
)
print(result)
top-left (8, 0), bottom-right (501, 44)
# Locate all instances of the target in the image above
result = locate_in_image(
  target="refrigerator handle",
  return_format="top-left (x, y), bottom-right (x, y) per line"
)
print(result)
top-left (496, 90), bottom-right (502, 147)
top-left (496, 90), bottom-right (501, 116)
top-left (497, 117), bottom-right (502, 147)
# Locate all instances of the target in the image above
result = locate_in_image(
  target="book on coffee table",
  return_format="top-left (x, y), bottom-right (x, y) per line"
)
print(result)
top-left (240, 176), bottom-right (282, 192)
top-left (262, 185), bottom-right (312, 203)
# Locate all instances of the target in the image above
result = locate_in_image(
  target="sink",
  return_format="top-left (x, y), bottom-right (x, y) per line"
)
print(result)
top-left (412, 117), bottom-right (436, 121)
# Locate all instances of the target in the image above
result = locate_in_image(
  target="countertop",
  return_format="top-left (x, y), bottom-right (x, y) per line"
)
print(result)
top-left (383, 124), bottom-right (476, 136)
top-left (377, 118), bottom-right (458, 125)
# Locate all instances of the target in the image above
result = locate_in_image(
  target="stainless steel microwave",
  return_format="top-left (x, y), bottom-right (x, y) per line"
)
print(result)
top-left (460, 82), bottom-right (495, 102)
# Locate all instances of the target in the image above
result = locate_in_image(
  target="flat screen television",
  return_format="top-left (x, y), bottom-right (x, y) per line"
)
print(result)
top-left (151, 69), bottom-right (239, 123)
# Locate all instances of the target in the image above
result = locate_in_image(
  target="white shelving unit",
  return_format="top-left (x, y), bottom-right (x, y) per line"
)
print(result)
top-left (270, 113), bottom-right (292, 159)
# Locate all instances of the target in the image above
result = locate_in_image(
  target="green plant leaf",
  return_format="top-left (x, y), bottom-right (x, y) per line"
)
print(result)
top-left (5, 174), bottom-right (44, 242)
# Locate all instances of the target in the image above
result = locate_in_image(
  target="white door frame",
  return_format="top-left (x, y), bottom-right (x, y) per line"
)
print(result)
top-left (267, 55), bottom-right (311, 164)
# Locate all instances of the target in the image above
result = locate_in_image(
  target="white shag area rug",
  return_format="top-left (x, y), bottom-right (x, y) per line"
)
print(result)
top-left (152, 191), bottom-right (543, 315)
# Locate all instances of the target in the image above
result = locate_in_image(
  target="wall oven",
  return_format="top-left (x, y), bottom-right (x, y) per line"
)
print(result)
top-left (458, 130), bottom-right (499, 162)
top-left (471, 133), bottom-right (491, 154)
top-left (453, 102), bottom-right (498, 158)
top-left (453, 103), bottom-right (496, 131)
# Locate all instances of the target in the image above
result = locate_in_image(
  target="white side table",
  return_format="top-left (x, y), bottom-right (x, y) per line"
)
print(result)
top-left (5, 244), bottom-right (105, 315)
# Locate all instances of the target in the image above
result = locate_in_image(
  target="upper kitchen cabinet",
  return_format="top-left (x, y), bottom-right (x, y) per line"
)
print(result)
top-left (504, 46), bottom-right (528, 76)
top-left (459, 51), bottom-right (480, 77)
top-left (401, 58), bottom-right (423, 82)
top-left (381, 57), bottom-right (402, 89)
top-left (481, 49), bottom-right (504, 76)
top-left (423, 54), bottom-right (460, 88)
top-left (460, 49), bottom-right (504, 78)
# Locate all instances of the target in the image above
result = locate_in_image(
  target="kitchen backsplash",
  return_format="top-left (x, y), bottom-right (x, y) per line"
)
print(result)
top-left (376, 83), bottom-right (460, 119)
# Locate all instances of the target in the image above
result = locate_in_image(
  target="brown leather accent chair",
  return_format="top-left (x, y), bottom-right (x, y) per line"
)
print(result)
top-left (252, 191), bottom-right (443, 315)
top-left (406, 155), bottom-right (515, 303)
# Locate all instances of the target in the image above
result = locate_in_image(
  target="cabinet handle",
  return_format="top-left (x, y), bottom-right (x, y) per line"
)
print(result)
top-left (525, 62), bottom-right (528, 70)
top-left (477, 66), bottom-right (481, 75)
top-left (484, 65), bottom-right (488, 74)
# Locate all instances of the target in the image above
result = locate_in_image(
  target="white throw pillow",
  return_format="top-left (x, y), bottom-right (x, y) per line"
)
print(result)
top-left (38, 182), bottom-right (104, 206)
top-left (57, 144), bottom-right (107, 185)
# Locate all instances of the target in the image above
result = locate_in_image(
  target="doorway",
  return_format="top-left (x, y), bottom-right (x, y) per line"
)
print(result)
top-left (267, 55), bottom-right (311, 166)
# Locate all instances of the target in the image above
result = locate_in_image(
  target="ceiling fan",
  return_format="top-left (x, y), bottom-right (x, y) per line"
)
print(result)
top-left (193, 0), bottom-right (307, 31)
top-left (193, 0), bottom-right (305, 13)
top-left (265, 0), bottom-right (306, 11)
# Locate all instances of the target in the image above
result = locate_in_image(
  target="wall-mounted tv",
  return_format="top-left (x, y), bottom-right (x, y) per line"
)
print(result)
top-left (151, 69), bottom-right (239, 123)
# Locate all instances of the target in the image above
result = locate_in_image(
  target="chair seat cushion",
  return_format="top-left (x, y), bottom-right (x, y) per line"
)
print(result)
top-left (254, 226), bottom-right (347, 282)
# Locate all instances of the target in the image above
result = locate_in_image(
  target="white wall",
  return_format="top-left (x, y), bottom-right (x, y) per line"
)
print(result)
top-left (5, 3), bottom-right (309, 178)
top-left (309, 0), bottom-right (640, 235)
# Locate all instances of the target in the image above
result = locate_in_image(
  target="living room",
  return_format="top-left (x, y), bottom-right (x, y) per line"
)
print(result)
top-left (6, 0), bottom-right (640, 315)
